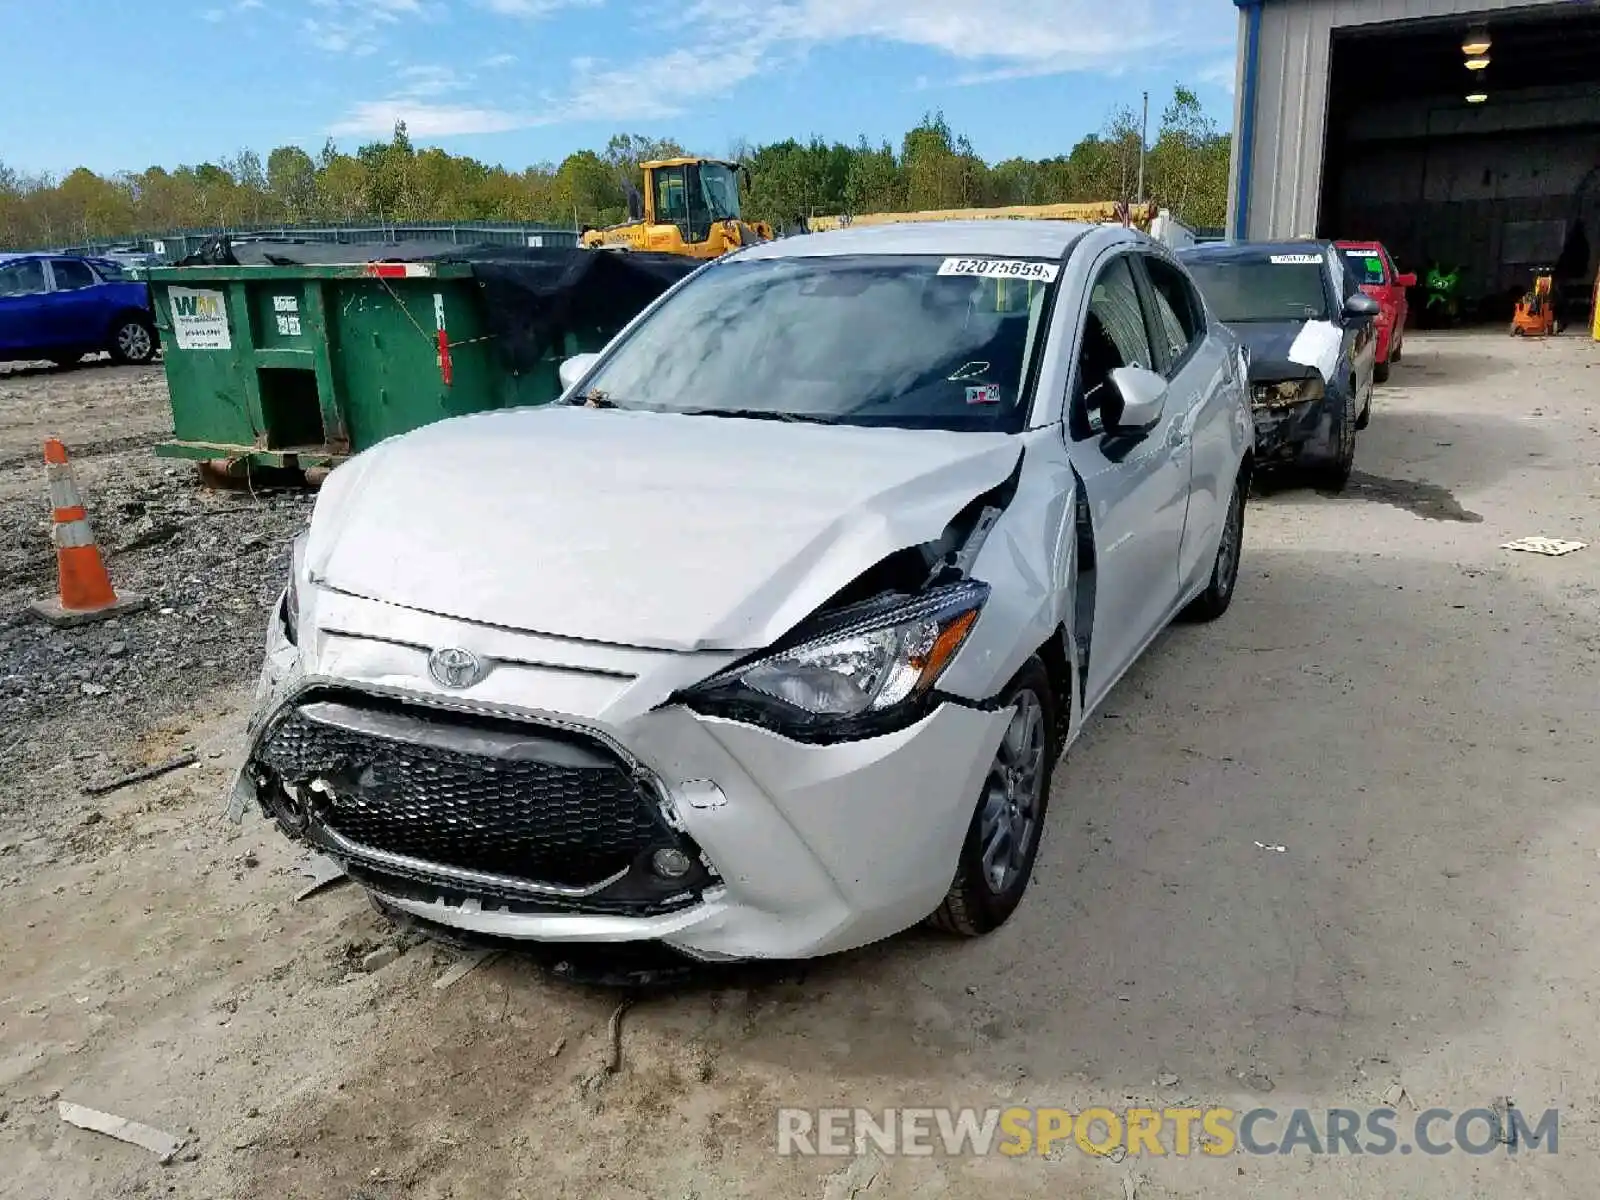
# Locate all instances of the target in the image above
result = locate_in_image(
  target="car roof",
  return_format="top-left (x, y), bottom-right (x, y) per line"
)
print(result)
top-left (0, 250), bottom-right (92, 263)
top-left (735, 219), bottom-right (1100, 262)
top-left (1180, 240), bottom-right (1334, 263)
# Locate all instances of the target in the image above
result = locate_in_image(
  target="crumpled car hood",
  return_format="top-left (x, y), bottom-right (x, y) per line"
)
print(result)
top-left (306, 406), bottom-right (1022, 652)
top-left (1230, 318), bottom-right (1343, 384)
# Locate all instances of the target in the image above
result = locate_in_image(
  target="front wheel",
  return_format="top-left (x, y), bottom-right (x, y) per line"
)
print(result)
top-left (1373, 359), bottom-right (1390, 384)
top-left (110, 315), bottom-right (157, 364)
top-left (928, 659), bottom-right (1055, 938)
top-left (1305, 388), bottom-right (1356, 492)
top-left (1182, 478), bottom-right (1245, 622)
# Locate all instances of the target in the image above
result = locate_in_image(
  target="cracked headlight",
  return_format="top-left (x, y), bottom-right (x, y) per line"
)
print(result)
top-left (1252, 376), bottom-right (1325, 409)
top-left (682, 580), bottom-right (989, 741)
top-left (280, 531), bottom-right (307, 646)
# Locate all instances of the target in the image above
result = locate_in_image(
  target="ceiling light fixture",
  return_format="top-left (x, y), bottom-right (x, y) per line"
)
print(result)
top-left (1465, 55), bottom-right (1491, 71)
top-left (1466, 92), bottom-right (1489, 104)
top-left (1462, 27), bottom-right (1491, 56)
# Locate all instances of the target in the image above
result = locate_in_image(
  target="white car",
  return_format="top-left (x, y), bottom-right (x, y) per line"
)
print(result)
top-left (234, 221), bottom-right (1253, 962)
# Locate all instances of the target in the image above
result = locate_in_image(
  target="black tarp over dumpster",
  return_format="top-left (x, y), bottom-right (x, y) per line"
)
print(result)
top-left (178, 236), bottom-right (701, 374)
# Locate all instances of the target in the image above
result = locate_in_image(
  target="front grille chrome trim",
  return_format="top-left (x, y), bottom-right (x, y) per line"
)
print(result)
top-left (259, 676), bottom-right (649, 771)
top-left (312, 821), bottom-right (632, 899)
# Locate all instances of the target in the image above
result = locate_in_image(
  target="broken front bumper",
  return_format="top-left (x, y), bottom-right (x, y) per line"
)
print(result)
top-left (1251, 395), bottom-right (1324, 460)
top-left (234, 590), bottom-right (1010, 961)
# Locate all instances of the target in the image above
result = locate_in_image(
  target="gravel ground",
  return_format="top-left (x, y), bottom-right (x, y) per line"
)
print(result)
top-left (0, 359), bottom-right (312, 841)
top-left (1, 333), bottom-right (1599, 1200)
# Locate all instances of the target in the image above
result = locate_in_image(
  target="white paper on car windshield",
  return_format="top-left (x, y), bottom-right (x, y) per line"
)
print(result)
top-left (1269, 254), bottom-right (1322, 265)
top-left (938, 257), bottom-right (1060, 282)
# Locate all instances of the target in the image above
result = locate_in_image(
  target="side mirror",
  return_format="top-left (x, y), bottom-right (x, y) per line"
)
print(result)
top-left (625, 182), bottom-right (644, 223)
top-left (1103, 366), bottom-right (1168, 435)
top-left (1395, 272), bottom-right (1418, 289)
top-left (1345, 293), bottom-right (1381, 320)
top-left (558, 352), bottom-right (602, 394)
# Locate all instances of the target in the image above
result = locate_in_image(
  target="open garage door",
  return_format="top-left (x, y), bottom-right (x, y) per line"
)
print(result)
top-left (1318, 3), bottom-right (1600, 328)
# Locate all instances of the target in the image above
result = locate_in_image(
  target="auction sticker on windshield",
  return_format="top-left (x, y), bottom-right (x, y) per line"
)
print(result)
top-left (939, 258), bottom-right (1060, 282)
top-left (1269, 254), bottom-right (1322, 265)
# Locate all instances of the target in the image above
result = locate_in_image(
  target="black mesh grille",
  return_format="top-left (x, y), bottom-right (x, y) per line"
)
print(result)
top-left (256, 695), bottom-right (670, 888)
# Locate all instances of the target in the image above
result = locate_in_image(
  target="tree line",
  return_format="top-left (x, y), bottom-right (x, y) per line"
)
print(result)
top-left (0, 87), bottom-right (1230, 251)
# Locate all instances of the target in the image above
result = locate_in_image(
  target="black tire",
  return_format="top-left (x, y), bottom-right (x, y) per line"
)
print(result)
top-left (1182, 477), bottom-right (1245, 622)
top-left (1373, 359), bottom-right (1390, 385)
top-left (928, 658), bottom-right (1055, 938)
top-left (1390, 337), bottom-right (1403, 364)
top-left (1305, 386), bottom-right (1357, 492)
top-left (109, 314), bottom-right (157, 364)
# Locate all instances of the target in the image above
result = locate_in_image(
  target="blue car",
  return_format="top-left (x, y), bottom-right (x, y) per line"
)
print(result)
top-left (0, 252), bottom-right (159, 367)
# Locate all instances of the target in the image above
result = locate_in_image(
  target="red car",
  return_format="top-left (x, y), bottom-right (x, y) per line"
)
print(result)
top-left (1336, 241), bottom-right (1416, 382)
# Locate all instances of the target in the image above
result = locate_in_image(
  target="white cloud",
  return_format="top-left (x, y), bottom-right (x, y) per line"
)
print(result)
top-left (302, 0), bottom-right (431, 55)
top-left (538, 0), bottom-right (1232, 125)
top-left (563, 43), bottom-right (771, 121)
top-left (478, 0), bottom-right (600, 16)
top-left (482, 52), bottom-right (519, 67)
top-left (397, 63), bottom-right (474, 97)
top-left (203, 0), bottom-right (263, 17)
top-left (330, 100), bottom-right (528, 137)
top-left (1198, 55), bottom-right (1239, 94)
top-left (327, 0), bottom-right (1233, 139)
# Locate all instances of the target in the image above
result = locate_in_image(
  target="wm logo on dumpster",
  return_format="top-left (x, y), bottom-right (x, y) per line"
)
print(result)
top-left (173, 293), bottom-right (223, 318)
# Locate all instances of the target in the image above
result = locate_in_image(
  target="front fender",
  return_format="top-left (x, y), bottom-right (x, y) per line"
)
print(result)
top-left (938, 427), bottom-right (1078, 717)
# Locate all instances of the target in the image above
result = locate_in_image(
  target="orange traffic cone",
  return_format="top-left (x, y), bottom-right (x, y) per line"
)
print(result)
top-left (29, 439), bottom-right (147, 627)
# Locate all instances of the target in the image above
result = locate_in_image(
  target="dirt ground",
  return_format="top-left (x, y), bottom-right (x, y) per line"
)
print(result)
top-left (2, 333), bottom-right (1599, 1200)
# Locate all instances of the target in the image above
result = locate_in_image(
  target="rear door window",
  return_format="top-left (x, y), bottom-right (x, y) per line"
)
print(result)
top-left (49, 259), bottom-right (97, 291)
top-left (1140, 256), bottom-right (1204, 374)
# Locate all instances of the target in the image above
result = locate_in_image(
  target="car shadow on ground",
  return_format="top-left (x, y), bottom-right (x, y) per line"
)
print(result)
top-left (1253, 404), bottom-right (1553, 521)
top-left (238, 545), bottom-right (1600, 1198)
top-left (0, 353), bottom-right (161, 379)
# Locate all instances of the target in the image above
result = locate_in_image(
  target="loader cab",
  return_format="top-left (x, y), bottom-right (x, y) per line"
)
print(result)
top-left (643, 158), bottom-right (744, 248)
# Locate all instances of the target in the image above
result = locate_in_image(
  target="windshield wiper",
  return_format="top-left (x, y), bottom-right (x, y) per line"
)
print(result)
top-left (677, 407), bottom-right (838, 425)
top-left (568, 389), bottom-right (619, 408)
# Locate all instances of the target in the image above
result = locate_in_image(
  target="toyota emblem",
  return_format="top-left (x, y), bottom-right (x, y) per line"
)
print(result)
top-left (428, 647), bottom-right (487, 689)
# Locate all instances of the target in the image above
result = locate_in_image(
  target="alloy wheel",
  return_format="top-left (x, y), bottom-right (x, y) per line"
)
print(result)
top-left (978, 689), bottom-right (1046, 895)
top-left (118, 322), bottom-right (153, 361)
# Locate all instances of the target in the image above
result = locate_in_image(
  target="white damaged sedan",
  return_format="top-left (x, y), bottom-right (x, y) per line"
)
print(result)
top-left (234, 220), bottom-right (1253, 962)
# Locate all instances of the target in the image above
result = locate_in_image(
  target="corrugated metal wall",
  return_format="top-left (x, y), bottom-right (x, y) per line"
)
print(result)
top-left (1230, 0), bottom-right (1558, 240)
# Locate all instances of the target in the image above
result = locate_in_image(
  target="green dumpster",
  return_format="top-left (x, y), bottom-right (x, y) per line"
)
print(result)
top-left (144, 253), bottom-right (685, 473)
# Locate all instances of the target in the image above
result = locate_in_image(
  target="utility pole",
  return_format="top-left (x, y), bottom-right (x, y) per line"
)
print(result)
top-left (1137, 90), bottom-right (1149, 205)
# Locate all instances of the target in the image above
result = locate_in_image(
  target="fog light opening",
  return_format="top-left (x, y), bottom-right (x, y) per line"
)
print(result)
top-left (651, 847), bottom-right (694, 880)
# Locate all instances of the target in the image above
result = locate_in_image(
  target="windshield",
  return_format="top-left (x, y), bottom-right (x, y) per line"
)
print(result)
top-left (1185, 257), bottom-right (1330, 322)
top-left (1343, 250), bottom-right (1386, 286)
top-left (577, 254), bottom-right (1057, 432)
top-left (700, 163), bottom-right (741, 221)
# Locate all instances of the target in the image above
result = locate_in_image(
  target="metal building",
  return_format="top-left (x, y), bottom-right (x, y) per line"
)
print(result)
top-left (1227, 0), bottom-right (1600, 315)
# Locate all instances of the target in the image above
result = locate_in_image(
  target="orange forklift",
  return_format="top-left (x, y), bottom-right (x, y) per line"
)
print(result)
top-left (1510, 265), bottom-right (1559, 337)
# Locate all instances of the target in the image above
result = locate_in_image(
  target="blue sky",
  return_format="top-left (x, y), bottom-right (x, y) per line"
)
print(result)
top-left (0, 0), bottom-right (1240, 177)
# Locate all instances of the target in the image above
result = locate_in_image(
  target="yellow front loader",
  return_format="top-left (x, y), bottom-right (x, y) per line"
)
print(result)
top-left (580, 157), bottom-right (773, 259)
